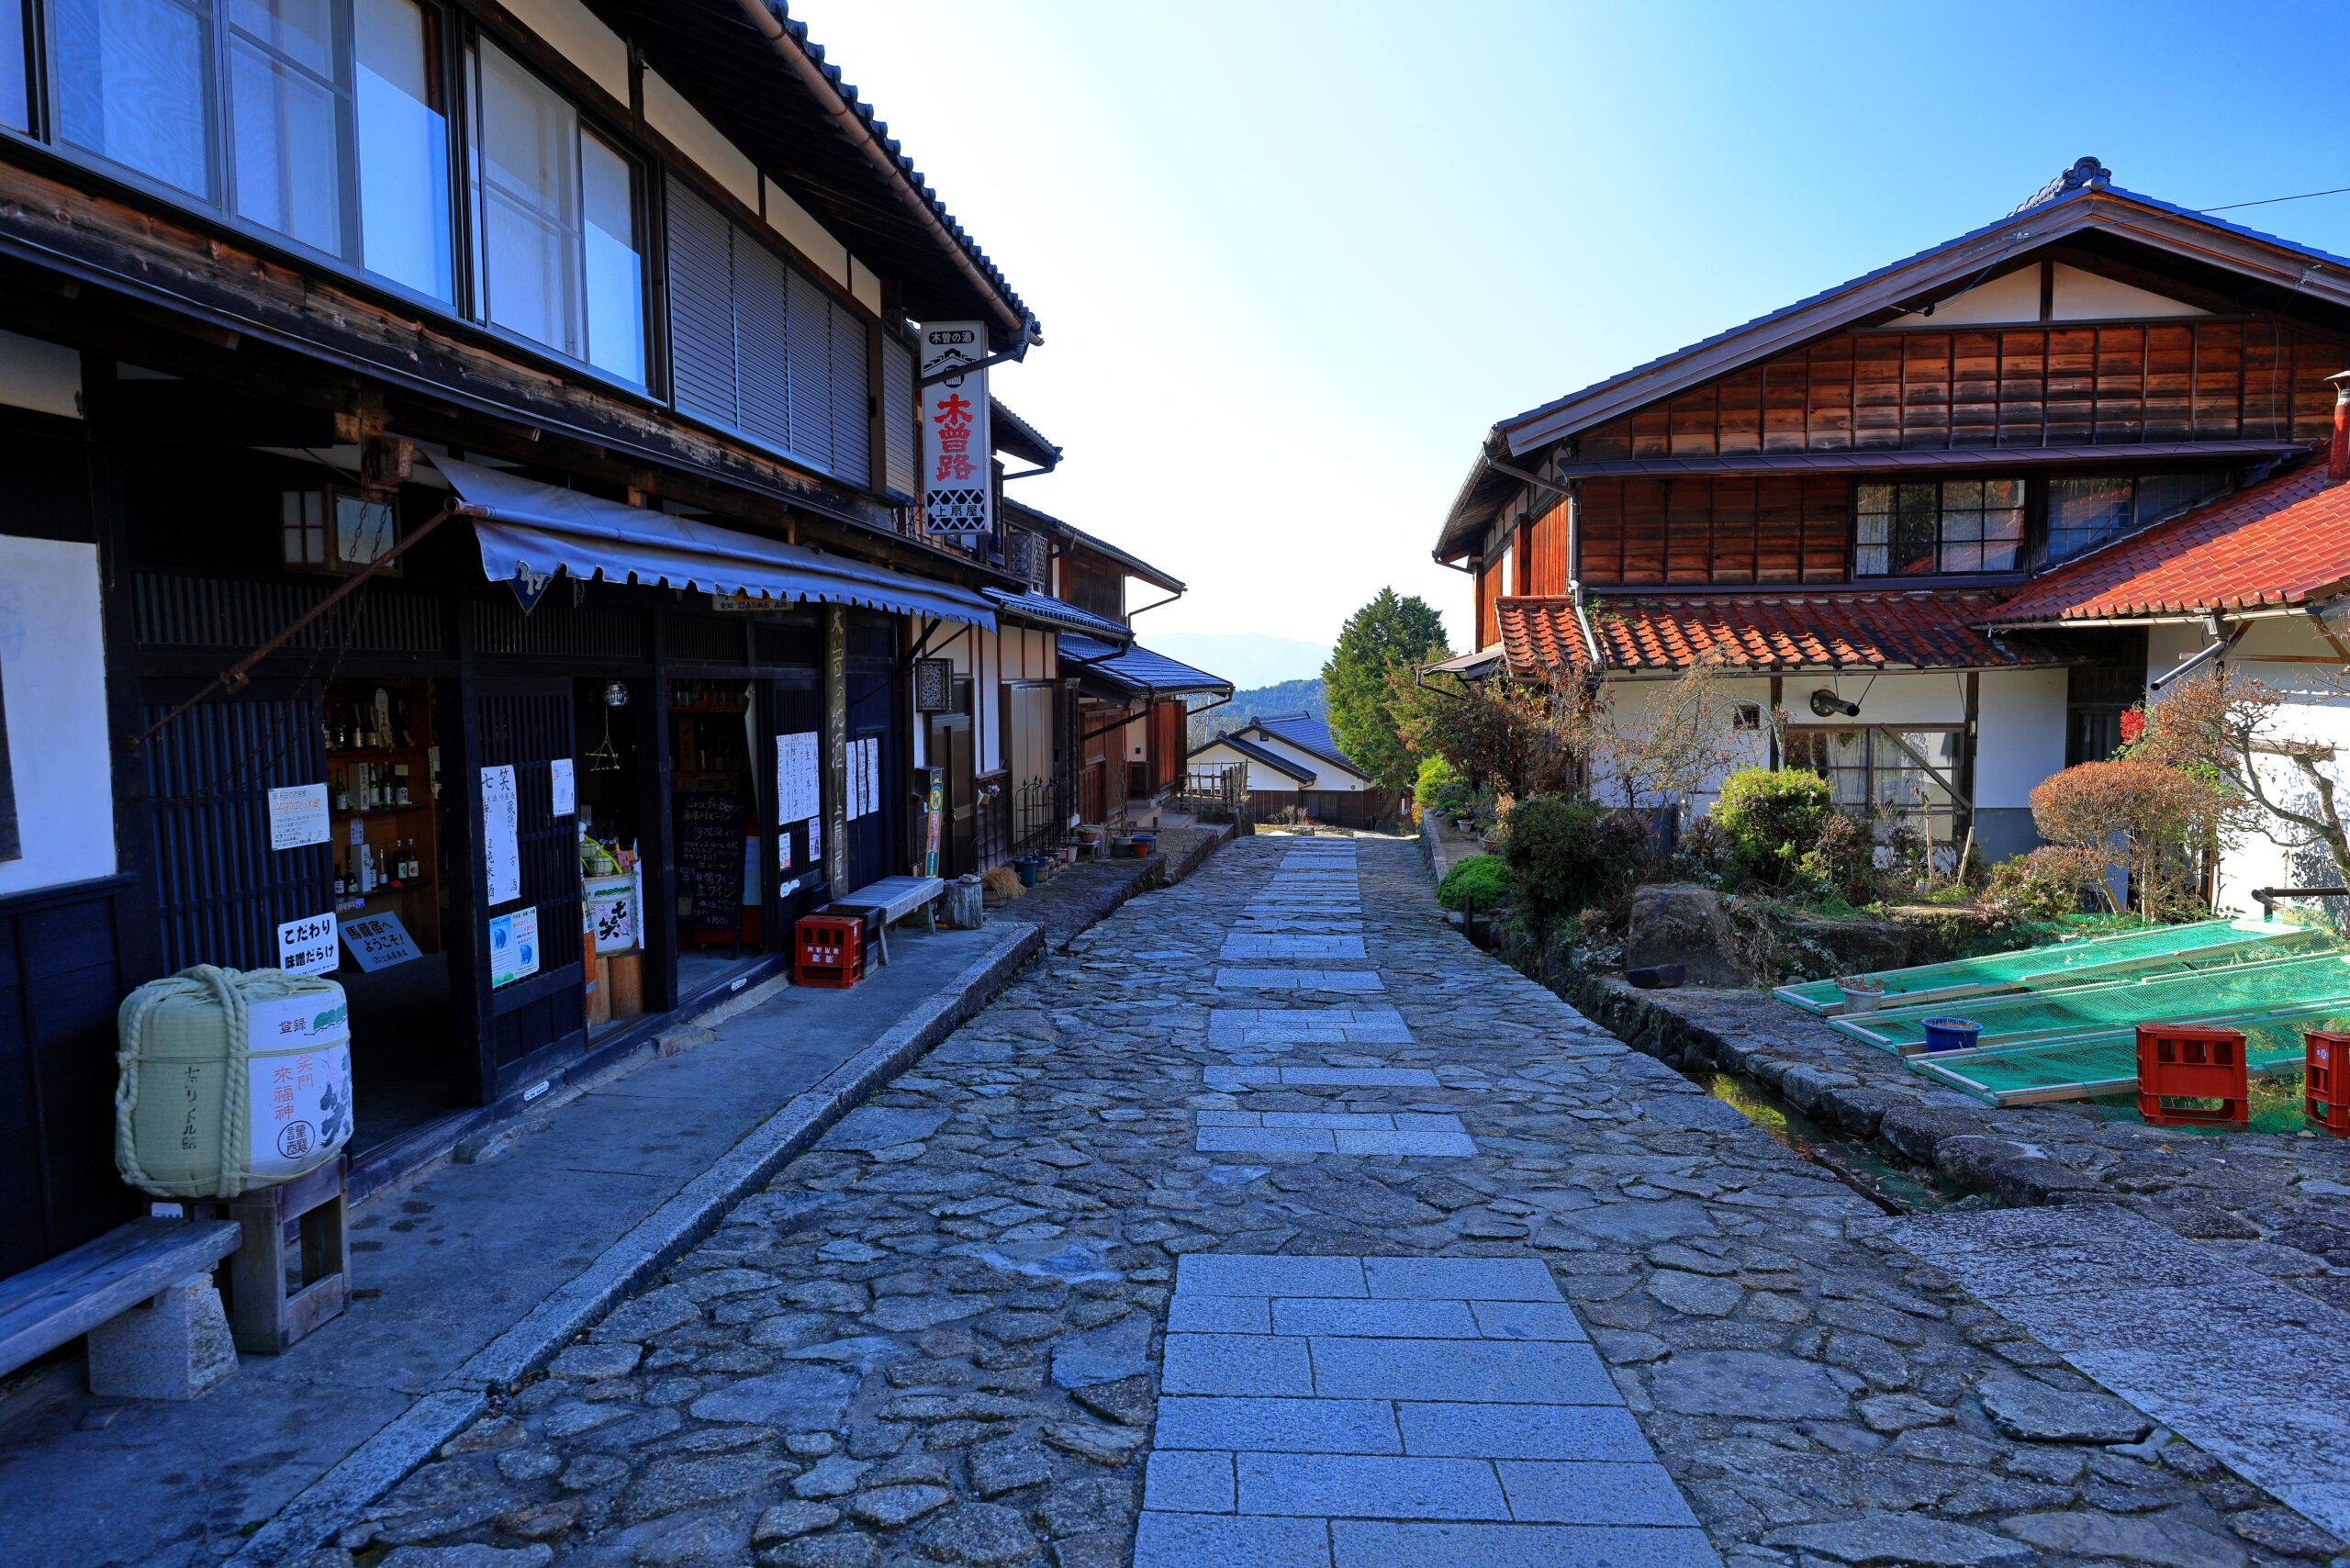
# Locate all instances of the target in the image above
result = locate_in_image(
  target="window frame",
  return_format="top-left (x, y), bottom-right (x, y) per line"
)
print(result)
top-left (1785, 724), bottom-right (1964, 840)
top-left (1852, 476), bottom-right (2027, 578)
top-left (2037, 466), bottom-right (2233, 569)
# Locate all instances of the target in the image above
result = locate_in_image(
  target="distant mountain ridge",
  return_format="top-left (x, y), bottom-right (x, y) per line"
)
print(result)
top-left (1188, 678), bottom-right (1326, 750)
top-left (1148, 632), bottom-right (1330, 689)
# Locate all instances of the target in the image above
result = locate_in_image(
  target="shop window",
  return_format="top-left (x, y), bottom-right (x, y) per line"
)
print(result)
top-left (54, 0), bottom-right (218, 198)
top-left (2042, 469), bottom-right (2229, 567)
top-left (281, 486), bottom-right (399, 573)
top-left (470, 40), bottom-right (644, 384)
top-left (1854, 479), bottom-right (2024, 577)
top-left (3, 0), bottom-right (28, 131)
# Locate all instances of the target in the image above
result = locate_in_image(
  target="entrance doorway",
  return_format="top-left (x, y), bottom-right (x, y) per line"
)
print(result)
top-left (929, 706), bottom-right (974, 878)
top-left (669, 678), bottom-right (764, 1000)
top-left (575, 678), bottom-right (649, 1036)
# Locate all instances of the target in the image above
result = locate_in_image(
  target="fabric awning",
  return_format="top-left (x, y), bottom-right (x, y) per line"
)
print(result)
top-left (437, 456), bottom-right (996, 629)
top-left (1059, 633), bottom-right (1232, 700)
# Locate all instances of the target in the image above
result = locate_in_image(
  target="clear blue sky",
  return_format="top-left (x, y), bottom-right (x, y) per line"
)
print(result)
top-left (792, 0), bottom-right (2350, 654)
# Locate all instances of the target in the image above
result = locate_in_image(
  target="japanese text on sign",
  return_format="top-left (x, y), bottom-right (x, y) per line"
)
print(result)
top-left (920, 322), bottom-right (993, 544)
top-left (276, 913), bottom-right (338, 975)
top-left (482, 765), bottom-right (520, 904)
top-left (268, 782), bottom-right (330, 850)
top-left (341, 911), bottom-right (420, 971)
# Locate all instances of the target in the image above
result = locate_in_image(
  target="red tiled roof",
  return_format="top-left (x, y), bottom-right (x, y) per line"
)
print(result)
top-left (1496, 592), bottom-right (2055, 675)
top-left (1990, 463), bottom-right (2350, 623)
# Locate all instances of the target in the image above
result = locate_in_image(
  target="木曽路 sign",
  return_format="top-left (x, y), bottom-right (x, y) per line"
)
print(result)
top-left (920, 322), bottom-right (993, 546)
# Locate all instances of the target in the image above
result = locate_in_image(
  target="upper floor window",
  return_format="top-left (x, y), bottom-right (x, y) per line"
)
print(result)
top-left (1854, 478), bottom-right (2022, 577)
top-left (3, 0), bottom-right (30, 130)
top-left (46, 0), bottom-right (453, 301)
top-left (469, 40), bottom-right (644, 384)
top-left (2042, 469), bottom-right (2229, 567)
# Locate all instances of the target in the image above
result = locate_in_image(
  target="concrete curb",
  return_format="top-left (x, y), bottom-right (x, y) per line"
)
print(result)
top-left (229, 921), bottom-right (1043, 1568)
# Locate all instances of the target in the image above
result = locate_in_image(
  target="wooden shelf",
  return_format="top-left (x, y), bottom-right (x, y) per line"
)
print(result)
top-left (333, 803), bottom-right (432, 818)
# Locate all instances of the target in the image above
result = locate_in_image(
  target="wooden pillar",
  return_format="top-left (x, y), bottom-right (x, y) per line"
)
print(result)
top-left (823, 603), bottom-right (849, 894)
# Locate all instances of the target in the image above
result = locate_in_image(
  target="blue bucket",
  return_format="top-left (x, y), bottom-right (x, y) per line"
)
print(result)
top-left (1920, 1017), bottom-right (1982, 1053)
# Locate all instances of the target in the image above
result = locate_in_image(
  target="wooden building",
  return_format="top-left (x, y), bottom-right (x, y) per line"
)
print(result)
top-left (1191, 713), bottom-right (1389, 828)
top-left (0, 0), bottom-right (1054, 1276)
top-left (1434, 158), bottom-right (2350, 868)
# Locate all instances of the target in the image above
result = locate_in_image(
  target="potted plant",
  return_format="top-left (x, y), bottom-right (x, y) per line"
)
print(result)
top-left (1837, 975), bottom-right (1886, 1014)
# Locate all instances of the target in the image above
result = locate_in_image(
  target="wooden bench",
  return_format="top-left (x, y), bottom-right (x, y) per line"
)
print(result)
top-left (0, 1217), bottom-right (241, 1398)
top-left (827, 875), bottom-right (946, 967)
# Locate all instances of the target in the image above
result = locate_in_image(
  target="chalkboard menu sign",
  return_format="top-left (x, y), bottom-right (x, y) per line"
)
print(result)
top-left (677, 791), bottom-right (747, 929)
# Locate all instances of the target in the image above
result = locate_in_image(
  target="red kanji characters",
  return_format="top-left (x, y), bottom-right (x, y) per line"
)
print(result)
top-left (932, 392), bottom-right (977, 483)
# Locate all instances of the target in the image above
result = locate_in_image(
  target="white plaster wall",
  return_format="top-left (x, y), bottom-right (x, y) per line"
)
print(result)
top-left (2154, 617), bottom-right (2350, 920)
top-left (643, 69), bottom-right (757, 208)
top-left (498, 0), bottom-right (629, 101)
top-left (1192, 742), bottom-right (1308, 794)
top-left (0, 537), bottom-right (117, 895)
top-left (1974, 667), bottom-right (2068, 810)
top-left (1237, 731), bottom-right (1372, 793)
top-left (1588, 673), bottom-right (1773, 812)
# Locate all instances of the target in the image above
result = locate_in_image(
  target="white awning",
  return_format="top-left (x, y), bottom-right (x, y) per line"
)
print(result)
top-left (437, 456), bottom-right (996, 630)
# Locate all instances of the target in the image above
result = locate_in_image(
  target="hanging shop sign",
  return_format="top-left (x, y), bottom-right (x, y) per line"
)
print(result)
top-left (340, 911), bottom-right (420, 971)
top-left (920, 322), bottom-right (993, 546)
top-left (489, 904), bottom-right (541, 988)
top-left (267, 782), bottom-right (330, 850)
top-left (914, 658), bottom-right (954, 714)
top-left (482, 764), bottom-right (520, 905)
top-left (276, 913), bottom-right (339, 976)
top-left (923, 767), bottom-right (944, 878)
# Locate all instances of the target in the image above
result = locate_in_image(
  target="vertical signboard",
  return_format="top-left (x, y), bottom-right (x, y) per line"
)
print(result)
top-left (823, 604), bottom-right (848, 894)
top-left (920, 322), bottom-right (993, 547)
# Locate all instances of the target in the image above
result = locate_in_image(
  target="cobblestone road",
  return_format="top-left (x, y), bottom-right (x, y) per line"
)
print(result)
top-left (353, 834), bottom-right (2344, 1568)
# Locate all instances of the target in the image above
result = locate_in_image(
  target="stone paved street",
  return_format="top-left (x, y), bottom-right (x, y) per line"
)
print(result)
top-left (349, 834), bottom-right (2346, 1568)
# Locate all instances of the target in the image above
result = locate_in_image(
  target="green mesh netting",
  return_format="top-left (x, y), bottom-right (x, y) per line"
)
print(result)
top-left (1911, 1009), bottom-right (2343, 1110)
top-left (1832, 950), bottom-right (2350, 1054)
top-left (1775, 920), bottom-right (2324, 1014)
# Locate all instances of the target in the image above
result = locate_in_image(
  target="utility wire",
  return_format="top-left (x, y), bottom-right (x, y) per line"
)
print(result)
top-left (2199, 185), bottom-right (2350, 214)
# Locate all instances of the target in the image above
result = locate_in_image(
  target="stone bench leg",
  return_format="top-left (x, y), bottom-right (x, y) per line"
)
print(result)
top-left (87, 1277), bottom-right (238, 1401)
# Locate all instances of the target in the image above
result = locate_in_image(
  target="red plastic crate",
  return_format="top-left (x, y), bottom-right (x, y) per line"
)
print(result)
top-left (2307, 1030), bottom-right (2350, 1136)
top-left (2135, 1024), bottom-right (2247, 1129)
top-left (794, 913), bottom-right (864, 989)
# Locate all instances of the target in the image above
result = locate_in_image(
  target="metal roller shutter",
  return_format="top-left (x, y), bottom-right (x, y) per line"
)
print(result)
top-left (665, 176), bottom-right (738, 431)
top-left (787, 267), bottom-right (834, 470)
top-left (829, 297), bottom-right (871, 488)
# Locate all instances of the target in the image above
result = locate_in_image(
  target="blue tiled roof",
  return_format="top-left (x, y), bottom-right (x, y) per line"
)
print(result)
top-left (1060, 634), bottom-right (1231, 699)
top-left (1245, 712), bottom-right (1368, 782)
top-left (980, 588), bottom-right (1130, 641)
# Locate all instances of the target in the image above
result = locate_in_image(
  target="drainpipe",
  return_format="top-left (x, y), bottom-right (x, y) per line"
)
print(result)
top-left (733, 0), bottom-right (1033, 343)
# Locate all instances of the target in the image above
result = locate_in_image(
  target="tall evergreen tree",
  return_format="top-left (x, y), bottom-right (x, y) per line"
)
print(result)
top-left (1322, 588), bottom-right (1449, 794)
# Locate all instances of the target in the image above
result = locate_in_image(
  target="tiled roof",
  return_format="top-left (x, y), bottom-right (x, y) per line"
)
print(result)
top-left (1190, 732), bottom-right (1315, 784)
top-left (1497, 592), bottom-right (2060, 674)
top-left (980, 588), bottom-right (1129, 641)
top-left (1059, 634), bottom-right (1230, 700)
top-left (1244, 713), bottom-right (1368, 781)
top-left (1988, 463), bottom-right (2350, 623)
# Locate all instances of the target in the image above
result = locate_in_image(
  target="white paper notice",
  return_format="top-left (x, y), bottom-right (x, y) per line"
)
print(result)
top-left (340, 911), bottom-right (421, 971)
top-left (777, 733), bottom-right (822, 824)
top-left (268, 782), bottom-right (330, 850)
top-left (482, 764), bottom-right (520, 904)
top-left (276, 913), bottom-right (338, 975)
top-left (809, 815), bottom-right (822, 865)
top-left (550, 757), bottom-right (576, 817)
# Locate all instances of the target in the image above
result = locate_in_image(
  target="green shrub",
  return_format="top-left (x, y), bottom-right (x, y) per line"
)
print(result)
top-left (1438, 854), bottom-right (1514, 913)
top-left (1714, 767), bottom-right (1835, 886)
top-left (1794, 811), bottom-right (1881, 904)
top-left (1986, 844), bottom-right (2104, 920)
top-left (1415, 755), bottom-right (1460, 808)
top-left (1501, 795), bottom-right (1652, 916)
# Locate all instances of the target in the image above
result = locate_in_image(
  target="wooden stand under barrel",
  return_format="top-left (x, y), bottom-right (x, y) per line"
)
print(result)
top-left (199, 1157), bottom-right (352, 1354)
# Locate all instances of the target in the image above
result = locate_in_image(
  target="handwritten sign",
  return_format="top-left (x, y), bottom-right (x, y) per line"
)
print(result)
top-left (677, 792), bottom-right (747, 929)
top-left (340, 911), bottom-right (420, 971)
top-left (584, 872), bottom-right (638, 953)
top-left (490, 904), bottom-right (540, 988)
top-left (268, 782), bottom-right (330, 850)
top-left (550, 757), bottom-right (576, 818)
top-left (276, 912), bottom-right (338, 975)
top-left (777, 733), bottom-right (821, 824)
top-left (481, 764), bottom-right (520, 904)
